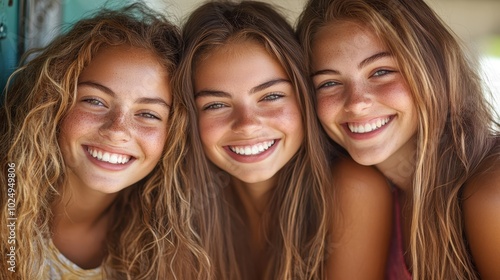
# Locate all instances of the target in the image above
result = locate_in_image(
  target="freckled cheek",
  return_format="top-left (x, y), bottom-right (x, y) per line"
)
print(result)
top-left (58, 110), bottom-right (100, 141)
top-left (197, 116), bottom-right (225, 148)
top-left (316, 94), bottom-right (343, 125)
top-left (264, 104), bottom-right (304, 141)
top-left (135, 126), bottom-right (168, 156)
top-left (375, 81), bottom-right (413, 103)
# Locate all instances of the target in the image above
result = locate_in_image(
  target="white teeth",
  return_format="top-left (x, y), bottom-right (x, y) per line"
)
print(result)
top-left (87, 147), bottom-right (131, 164)
top-left (348, 117), bottom-right (390, 134)
top-left (229, 140), bottom-right (275, 156)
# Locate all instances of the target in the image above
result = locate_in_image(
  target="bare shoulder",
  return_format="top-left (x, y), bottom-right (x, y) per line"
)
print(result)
top-left (331, 156), bottom-right (392, 197)
top-left (463, 154), bottom-right (500, 208)
top-left (327, 157), bottom-right (392, 279)
top-left (462, 154), bottom-right (500, 279)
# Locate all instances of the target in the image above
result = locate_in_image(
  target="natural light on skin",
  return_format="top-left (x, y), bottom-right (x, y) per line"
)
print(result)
top-left (58, 45), bottom-right (171, 196)
top-left (311, 21), bottom-right (418, 188)
top-left (193, 39), bottom-right (304, 199)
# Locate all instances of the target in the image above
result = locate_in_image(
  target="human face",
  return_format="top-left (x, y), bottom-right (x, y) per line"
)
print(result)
top-left (194, 40), bottom-right (303, 187)
top-left (58, 45), bottom-right (171, 194)
top-left (311, 21), bottom-right (418, 169)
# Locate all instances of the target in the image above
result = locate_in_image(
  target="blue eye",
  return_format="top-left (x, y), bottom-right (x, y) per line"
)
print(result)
top-left (138, 112), bottom-right (161, 120)
top-left (373, 69), bottom-right (394, 77)
top-left (317, 81), bottom-right (338, 90)
top-left (83, 98), bottom-right (105, 106)
top-left (203, 102), bottom-right (226, 110)
top-left (262, 93), bottom-right (284, 101)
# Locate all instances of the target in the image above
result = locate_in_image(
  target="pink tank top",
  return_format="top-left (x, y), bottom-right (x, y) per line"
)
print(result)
top-left (385, 187), bottom-right (412, 280)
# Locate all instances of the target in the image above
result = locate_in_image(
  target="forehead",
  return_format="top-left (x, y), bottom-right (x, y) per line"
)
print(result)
top-left (312, 20), bottom-right (389, 63)
top-left (194, 39), bottom-right (288, 89)
top-left (316, 20), bottom-right (381, 46)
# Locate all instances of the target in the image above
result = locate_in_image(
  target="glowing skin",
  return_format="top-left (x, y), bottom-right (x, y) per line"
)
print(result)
top-left (311, 21), bottom-right (418, 175)
top-left (194, 40), bottom-right (303, 190)
top-left (58, 45), bottom-right (171, 195)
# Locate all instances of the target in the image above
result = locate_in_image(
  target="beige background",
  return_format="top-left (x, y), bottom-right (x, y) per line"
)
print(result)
top-left (153, 0), bottom-right (500, 112)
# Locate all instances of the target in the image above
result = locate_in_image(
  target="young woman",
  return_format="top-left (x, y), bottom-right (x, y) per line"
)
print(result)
top-left (0, 4), bottom-right (208, 279)
top-left (297, 0), bottom-right (500, 279)
top-left (176, 1), bottom-right (392, 279)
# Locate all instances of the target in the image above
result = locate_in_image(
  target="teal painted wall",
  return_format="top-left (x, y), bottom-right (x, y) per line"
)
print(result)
top-left (62, 0), bottom-right (130, 25)
top-left (0, 0), bottom-right (132, 92)
top-left (0, 0), bottom-right (19, 91)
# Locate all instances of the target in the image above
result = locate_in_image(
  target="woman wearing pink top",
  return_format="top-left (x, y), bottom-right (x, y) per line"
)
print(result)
top-left (298, 0), bottom-right (500, 279)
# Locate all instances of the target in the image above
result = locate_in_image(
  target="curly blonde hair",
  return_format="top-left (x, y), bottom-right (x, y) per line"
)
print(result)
top-left (0, 4), bottom-right (209, 279)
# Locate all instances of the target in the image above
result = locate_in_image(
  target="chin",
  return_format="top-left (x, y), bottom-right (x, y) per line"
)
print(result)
top-left (349, 153), bottom-right (385, 167)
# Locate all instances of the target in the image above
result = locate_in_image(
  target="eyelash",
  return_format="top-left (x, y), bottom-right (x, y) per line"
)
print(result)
top-left (83, 98), bottom-right (105, 107)
top-left (137, 112), bottom-right (161, 120)
top-left (261, 92), bottom-right (285, 101)
top-left (372, 69), bottom-right (394, 77)
top-left (203, 102), bottom-right (226, 111)
top-left (317, 81), bottom-right (338, 90)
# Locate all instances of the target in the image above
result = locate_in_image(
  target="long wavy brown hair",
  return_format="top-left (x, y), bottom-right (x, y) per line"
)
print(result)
top-left (298, 0), bottom-right (500, 279)
top-left (0, 4), bottom-right (209, 279)
top-left (174, 0), bottom-right (333, 279)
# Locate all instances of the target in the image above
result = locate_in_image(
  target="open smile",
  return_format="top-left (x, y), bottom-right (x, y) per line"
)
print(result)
top-left (87, 146), bottom-right (133, 164)
top-left (347, 116), bottom-right (393, 134)
top-left (228, 140), bottom-right (276, 156)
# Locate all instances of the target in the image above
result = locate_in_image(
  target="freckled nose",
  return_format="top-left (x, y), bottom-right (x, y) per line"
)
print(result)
top-left (231, 105), bottom-right (262, 134)
top-left (98, 110), bottom-right (132, 142)
top-left (343, 84), bottom-right (373, 113)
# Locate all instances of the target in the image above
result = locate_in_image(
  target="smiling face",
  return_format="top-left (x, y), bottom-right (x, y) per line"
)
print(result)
top-left (58, 45), bottom-right (171, 194)
top-left (194, 40), bottom-right (303, 186)
top-left (311, 21), bottom-right (418, 171)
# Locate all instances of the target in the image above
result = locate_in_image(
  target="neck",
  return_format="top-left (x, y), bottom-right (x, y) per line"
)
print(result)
top-left (231, 176), bottom-right (276, 277)
top-left (53, 186), bottom-right (117, 227)
top-left (231, 176), bottom-right (276, 218)
top-left (376, 137), bottom-right (417, 192)
top-left (50, 180), bottom-right (119, 269)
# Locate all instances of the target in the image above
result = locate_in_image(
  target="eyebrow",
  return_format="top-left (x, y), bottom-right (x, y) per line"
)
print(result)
top-left (250, 78), bottom-right (290, 94)
top-left (311, 51), bottom-right (392, 78)
top-left (358, 51), bottom-right (392, 69)
top-left (194, 78), bottom-right (291, 99)
top-left (78, 81), bottom-right (170, 108)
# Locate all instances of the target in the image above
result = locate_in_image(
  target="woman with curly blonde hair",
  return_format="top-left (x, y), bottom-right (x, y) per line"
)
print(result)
top-left (176, 1), bottom-right (392, 279)
top-left (298, 0), bottom-right (500, 279)
top-left (0, 4), bottom-right (209, 279)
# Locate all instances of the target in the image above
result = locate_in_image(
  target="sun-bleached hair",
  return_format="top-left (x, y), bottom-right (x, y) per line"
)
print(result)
top-left (174, 0), bottom-right (333, 279)
top-left (0, 4), bottom-right (210, 279)
top-left (298, 0), bottom-right (500, 279)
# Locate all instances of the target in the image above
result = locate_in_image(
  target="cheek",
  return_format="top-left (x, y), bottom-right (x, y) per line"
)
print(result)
top-left (58, 109), bottom-right (95, 144)
top-left (316, 94), bottom-right (342, 124)
top-left (197, 116), bottom-right (221, 148)
top-left (137, 127), bottom-right (168, 159)
top-left (285, 105), bottom-right (304, 138)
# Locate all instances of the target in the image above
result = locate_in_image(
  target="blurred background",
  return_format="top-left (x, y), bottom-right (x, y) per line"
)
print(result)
top-left (1, 0), bottom-right (499, 113)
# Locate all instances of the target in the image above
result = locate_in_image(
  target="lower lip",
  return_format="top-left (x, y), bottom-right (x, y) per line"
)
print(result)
top-left (224, 140), bottom-right (280, 163)
top-left (343, 117), bottom-right (393, 141)
top-left (84, 146), bottom-right (135, 171)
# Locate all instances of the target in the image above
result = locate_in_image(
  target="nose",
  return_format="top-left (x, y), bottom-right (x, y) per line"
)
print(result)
top-left (231, 104), bottom-right (262, 135)
top-left (343, 83), bottom-right (373, 113)
top-left (98, 109), bottom-right (132, 142)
